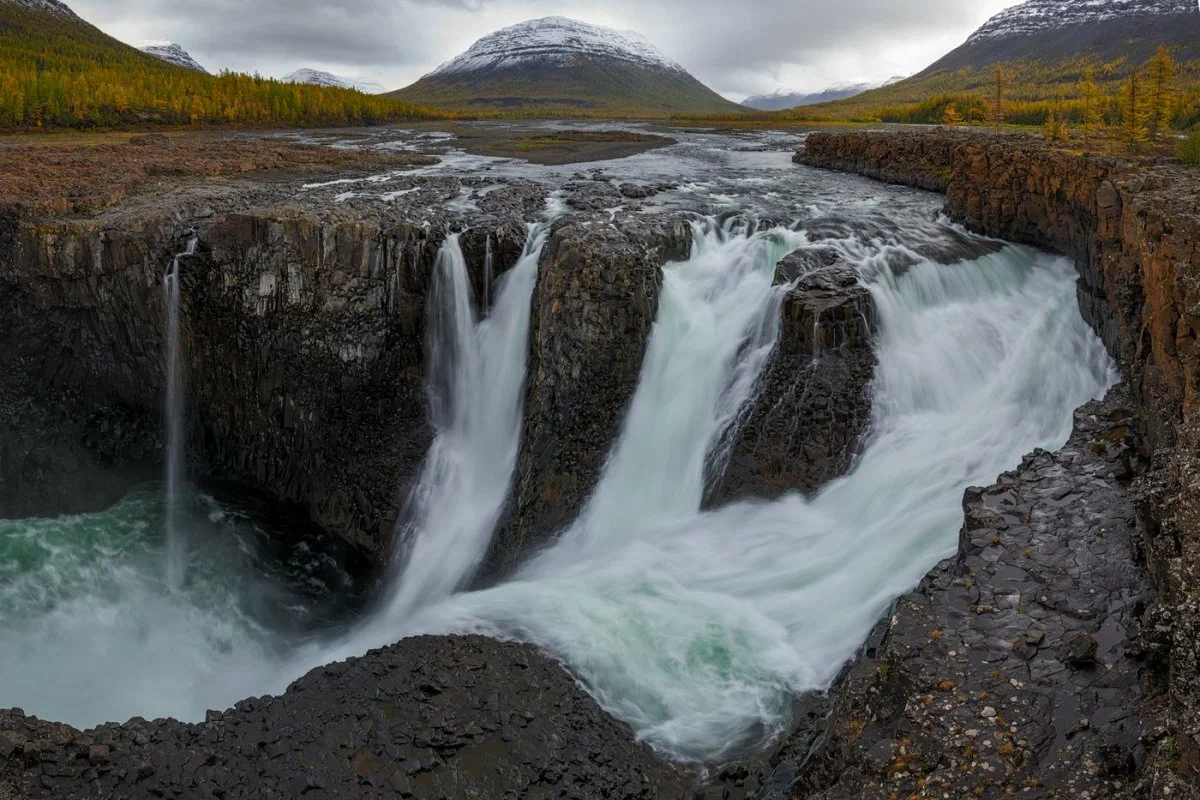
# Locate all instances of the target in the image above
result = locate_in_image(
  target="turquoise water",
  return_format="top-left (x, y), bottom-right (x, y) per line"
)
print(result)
top-left (0, 486), bottom-right (363, 728)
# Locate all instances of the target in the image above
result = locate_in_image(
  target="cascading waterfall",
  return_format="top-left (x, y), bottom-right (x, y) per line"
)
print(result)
top-left (380, 216), bottom-right (553, 620)
top-left (1, 168), bottom-right (1118, 763)
top-left (391, 229), bottom-right (1114, 761)
top-left (163, 234), bottom-right (198, 591)
top-left (537, 219), bottom-right (807, 564)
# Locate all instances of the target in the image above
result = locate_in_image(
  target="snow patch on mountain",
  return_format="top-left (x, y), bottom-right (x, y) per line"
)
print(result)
top-left (282, 69), bottom-right (387, 94)
top-left (968, 0), bottom-right (1197, 42)
top-left (428, 16), bottom-right (686, 77)
top-left (137, 40), bottom-right (208, 73)
top-left (1, 0), bottom-right (78, 18)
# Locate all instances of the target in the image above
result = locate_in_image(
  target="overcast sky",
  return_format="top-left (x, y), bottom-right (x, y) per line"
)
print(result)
top-left (70, 0), bottom-right (1019, 99)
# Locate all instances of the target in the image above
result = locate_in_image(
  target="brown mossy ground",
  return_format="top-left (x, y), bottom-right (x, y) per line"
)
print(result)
top-left (0, 131), bottom-right (437, 216)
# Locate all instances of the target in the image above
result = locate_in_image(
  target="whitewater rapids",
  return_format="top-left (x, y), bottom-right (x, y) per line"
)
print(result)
top-left (0, 201), bottom-right (1114, 762)
top-left (281, 217), bottom-right (1115, 762)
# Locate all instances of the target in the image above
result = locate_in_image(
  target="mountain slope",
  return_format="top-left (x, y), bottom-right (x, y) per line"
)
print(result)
top-left (927, 0), bottom-right (1200, 72)
top-left (283, 68), bottom-right (386, 94)
top-left (0, 0), bottom-right (77, 17)
top-left (0, 0), bottom-right (449, 130)
top-left (137, 40), bottom-right (207, 73)
top-left (390, 17), bottom-right (742, 116)
top-left (797, 0), bottom-right (1200, 123)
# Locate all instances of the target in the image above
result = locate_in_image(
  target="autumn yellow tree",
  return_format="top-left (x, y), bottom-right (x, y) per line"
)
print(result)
top-left (941, 103), bottom-right (964, 126)
top-left (1147, 45), bottom-right (1177, 138)
top-left (1122, 68), bottom-right (1151, 153)
top-left (1079, 67), bottom-right (1104, 150)
top-left (991, 65), bottom-right (1012, 131)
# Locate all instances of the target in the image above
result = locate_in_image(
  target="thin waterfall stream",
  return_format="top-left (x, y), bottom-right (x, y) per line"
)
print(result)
top-left (163, 234), bottom-right (198, 591)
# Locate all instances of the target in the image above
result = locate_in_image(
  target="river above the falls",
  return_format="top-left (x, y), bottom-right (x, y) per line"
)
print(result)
top-left (0, 124), bottom-right (1117, 762)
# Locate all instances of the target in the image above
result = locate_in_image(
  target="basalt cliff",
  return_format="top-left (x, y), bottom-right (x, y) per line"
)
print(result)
top-left (0, 135), bottom-right (879, 797)
top-left (799, 129), bottom-right (1200, 796)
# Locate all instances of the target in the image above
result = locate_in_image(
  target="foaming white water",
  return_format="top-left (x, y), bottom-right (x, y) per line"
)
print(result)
top-left (391, 238), bottom-right (1114, 761)
top-left (541, 220), bottom-right (806, 563)
top-left (163, 234), bottom-right (197, 591)
top-left (0, 492), bottom-right (280, 728)
top-left (382, 219), bottom-right (551, 618)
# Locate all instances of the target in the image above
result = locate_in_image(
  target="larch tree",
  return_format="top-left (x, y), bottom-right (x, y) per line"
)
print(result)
top-left (991, 65), bottom-right (1012, 132)
top-left (1122, 68), bottom-right (1151, 153)
top-left (1079, 67), bottom-right (1104, 150)
top-left (1147, 45), bottom-right (1177, 139)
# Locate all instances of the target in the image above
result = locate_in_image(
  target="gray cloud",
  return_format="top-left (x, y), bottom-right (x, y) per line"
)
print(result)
top-left (70, 0), bottom-right (1017, 98)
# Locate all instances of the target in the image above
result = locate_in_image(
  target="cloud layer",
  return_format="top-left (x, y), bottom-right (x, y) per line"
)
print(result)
top-left (71, 0), bottom-right (1018, 98)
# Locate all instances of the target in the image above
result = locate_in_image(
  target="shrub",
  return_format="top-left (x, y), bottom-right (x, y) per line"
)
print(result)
top-left (1179, 130), bottom-right (1200, 166)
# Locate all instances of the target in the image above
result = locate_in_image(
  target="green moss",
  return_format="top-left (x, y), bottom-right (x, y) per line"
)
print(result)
top-left (1178, 130), bottom-right (1200, 166)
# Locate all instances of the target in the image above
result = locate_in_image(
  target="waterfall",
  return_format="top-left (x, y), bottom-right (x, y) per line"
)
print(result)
top-left (483, 234), bottom-right (495, 317)
top-left (541, 219), bottom-right (807, 564)
top-left (379, 218), bottom-right (552, 620)
top-left (163, 234), bottom-right (197, 591)
top-left (396, 230), bottom-right (1114, 762)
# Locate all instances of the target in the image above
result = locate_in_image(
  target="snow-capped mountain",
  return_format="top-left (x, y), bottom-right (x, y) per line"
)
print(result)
top-left (967, 0), bottom-right (1196, 43)
top-left (282, 69), bottom-right (386, 95)
top-left (925, 0), bottom-right (1200, 72)
top-left (743, 79), bottom-right (903, 111)
top-left (137, 40), bottom-right (207, 73)
top-left (428, 16), bottom-right (685, 77)
top-left (392, 16), bottom-right (741, 116)
top-left (1, 0), bottom-right (78, 17)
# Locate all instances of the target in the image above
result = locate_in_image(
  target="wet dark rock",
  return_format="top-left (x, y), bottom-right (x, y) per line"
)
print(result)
top-left (562, 180), bottom-right (624, 212)
top-left (0, 637), bottom-right (690, 799)
top-left (489, 213), bottom-right (693, 574)
top-left (784, 388), bottom-right (1155, 799)
top-left (0, 195), bottom-right (525, 557)
top-left (1060, 630), bottom-right (1099, 666)
top-left (713, 254), bottom-right (876, 504)
top-left (618, 182), bottom-right (677, 200)
top-left (803, 129), bottom-right (1200, 793)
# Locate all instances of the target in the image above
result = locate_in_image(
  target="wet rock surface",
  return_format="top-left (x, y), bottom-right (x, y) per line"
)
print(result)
top-left (788, 388), bottom-right (1154, 799)
top-left (490, 212), bottom-right (692, 574)
top-left (803, 128), bottom-right (1200, 792)
top-left (714, 252), bottom-right (876, 503)
top-left (0, 636), bottom-right (689, 799)
top-left (0, 193), bottom-right (527, 556)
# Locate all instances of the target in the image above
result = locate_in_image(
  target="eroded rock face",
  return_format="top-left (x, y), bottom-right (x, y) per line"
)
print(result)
top-left (0, 636), bottom-right (690, 799)
top-left (803, 129), bottom-right (1200, 793)
top-left (488, 214), bottom-right (693, 574)
top-left (791, 389), bottom-right (1154, 798)
top-left (0, 201), bottom-right (526, 558)
top-left (713, 252), bottom-right (876, 504)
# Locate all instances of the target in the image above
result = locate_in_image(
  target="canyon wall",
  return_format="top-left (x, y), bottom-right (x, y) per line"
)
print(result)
top-left (802, 128), bottom-right (1200, 791)
top-left (0, 201), bottom-right (527, 555)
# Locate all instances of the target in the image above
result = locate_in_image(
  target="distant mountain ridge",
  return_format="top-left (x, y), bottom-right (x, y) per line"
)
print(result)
top-left (137, 40), bottom-right (207, 73)
top-left (742, 79), bottom-right (905, 111)
top-left (428, 16), bottom-right (685, 76)
top-left (801, 0), bottom-right (1200, 123)
top-left (927, 0), bottom-right (1200, 72)
top-left (967, 0), bottom-right (1196, 43)
top-left (391, 16), bottom-right (742, 116)
top-left (283, 69), bottom-right (386, 94)
top-left (0, 0), bottom-right (77, 18)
